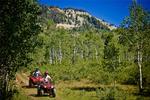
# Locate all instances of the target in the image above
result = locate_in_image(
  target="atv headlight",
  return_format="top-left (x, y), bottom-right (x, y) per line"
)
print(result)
top-left (51, 86), bottom-right (54, 88)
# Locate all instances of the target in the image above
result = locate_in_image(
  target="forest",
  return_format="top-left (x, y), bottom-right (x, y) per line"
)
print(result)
top-left (0, 0), bottom-right (150, 100)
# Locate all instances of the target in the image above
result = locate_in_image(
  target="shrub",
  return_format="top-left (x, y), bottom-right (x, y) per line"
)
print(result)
top-left (96, 87), bottom-right (129, 100)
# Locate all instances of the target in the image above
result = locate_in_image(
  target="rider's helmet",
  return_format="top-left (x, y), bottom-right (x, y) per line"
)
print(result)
top-left (35, 67), bottom-right (39, 72)
top-left (44, 70), bottom-right (49, 75)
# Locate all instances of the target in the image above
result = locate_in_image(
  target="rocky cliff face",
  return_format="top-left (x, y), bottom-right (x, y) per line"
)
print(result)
top-left (41, 6), bottom-right (117, 30)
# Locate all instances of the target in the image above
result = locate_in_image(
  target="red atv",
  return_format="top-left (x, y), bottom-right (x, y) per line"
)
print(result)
top-left (29, 74), bottom-right (44, 87)
top-left (37, 82), bottom-right (56, 97)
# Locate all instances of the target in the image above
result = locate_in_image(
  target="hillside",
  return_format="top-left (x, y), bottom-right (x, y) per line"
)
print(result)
top-left (40, 5), bottom-right (117, 30)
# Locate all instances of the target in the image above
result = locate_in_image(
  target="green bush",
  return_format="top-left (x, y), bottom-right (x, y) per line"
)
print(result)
top-left (12, 91), bottom-right (30, 100)
top-left (117, 63), bottom-right (138, 85)
top-left (96, 87), bottom-right (129, 100)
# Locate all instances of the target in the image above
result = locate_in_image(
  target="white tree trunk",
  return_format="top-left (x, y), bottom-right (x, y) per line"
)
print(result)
top-left (95, 47), bottom-right (98, 60)
top-left (52, 48), bottom-right (55, 64)
top-left (58, 42), bottom-right (62, 64)
top-left (49, 48), bottom-right (52, 64)
top-left (137, 43), bottom-right (143, 92)
top-left (72, 47), bottom-right (76, 64)
top-left (54, 49), bottom-right (57, 64)
top-left (81, 50), bottom-right (83, 59)
top-left (49, 48), bottom-right (54, 64)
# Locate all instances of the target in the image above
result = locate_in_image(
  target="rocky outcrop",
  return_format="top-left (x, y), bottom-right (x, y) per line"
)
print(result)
top-left (41, 6), bottom-right (117, 30)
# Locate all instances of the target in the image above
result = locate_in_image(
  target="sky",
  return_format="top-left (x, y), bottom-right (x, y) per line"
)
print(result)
top-left (38, 0), bottom-right (150, 26)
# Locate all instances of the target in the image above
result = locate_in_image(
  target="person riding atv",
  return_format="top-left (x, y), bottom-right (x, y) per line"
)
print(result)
top-left (32, 68), bottom-right (41, 77)
top-left (37, 71), bottom-right (56, 97)
top-left (43, 71), bottom-right (52, 83)
top-left (29, 68), bottom-right (43, 87)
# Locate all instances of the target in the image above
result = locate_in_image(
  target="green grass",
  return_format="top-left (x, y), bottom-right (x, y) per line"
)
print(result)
top-left (14, 78), bottom-right (150, 100)
top-left (12, 90), bottom-right (30, 100)
top-left (17, 65), bottom-right (150, 100)
top-left (55, 81), bottom-right (150, 100)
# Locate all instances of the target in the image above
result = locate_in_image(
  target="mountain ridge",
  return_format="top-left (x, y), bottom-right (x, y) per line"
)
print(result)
top-left (40, 5), bottom-right (117, 30)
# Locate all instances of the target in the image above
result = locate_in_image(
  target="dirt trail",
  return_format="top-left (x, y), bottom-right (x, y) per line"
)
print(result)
top-left (16, 73), bottom-right (60, 100)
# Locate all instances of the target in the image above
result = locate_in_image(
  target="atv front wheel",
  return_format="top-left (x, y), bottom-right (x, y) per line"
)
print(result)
top-left (37, 89), bottom-right (42, 96)
top-left (51, 88), bottom-right (56, 97)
